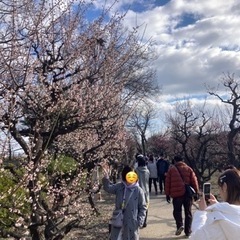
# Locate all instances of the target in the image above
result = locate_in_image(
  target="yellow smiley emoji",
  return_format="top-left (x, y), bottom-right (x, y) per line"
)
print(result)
top-left (126, 171), bottom-right (138, 184)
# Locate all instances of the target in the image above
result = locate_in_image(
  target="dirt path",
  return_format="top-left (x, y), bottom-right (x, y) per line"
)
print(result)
top-left (67, 190), bottom-right (198, 239)
top-left (139, 193), bottom-right (197, 240)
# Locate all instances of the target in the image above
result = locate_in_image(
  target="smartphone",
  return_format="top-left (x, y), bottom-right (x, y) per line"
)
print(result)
top-left (203, 183), bottom-right (211, 202)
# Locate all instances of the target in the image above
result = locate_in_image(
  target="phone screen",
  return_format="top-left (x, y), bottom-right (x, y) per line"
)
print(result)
top-left (203, 183), bottom-right (211, 201)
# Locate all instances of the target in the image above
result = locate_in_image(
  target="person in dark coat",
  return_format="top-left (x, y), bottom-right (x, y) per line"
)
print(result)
top-left (102, 164), bottom-right (147, 240)
top-left (165, 155), bottom-right (199, 238)
top-left (156, 154), bottom-right (169, 194)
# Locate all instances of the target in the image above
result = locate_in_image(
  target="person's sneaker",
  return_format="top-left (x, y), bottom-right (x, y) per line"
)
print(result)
top-left (185, 233), bottom-right (191, 238)
top-left (175, 226), bottom-right (184, 236)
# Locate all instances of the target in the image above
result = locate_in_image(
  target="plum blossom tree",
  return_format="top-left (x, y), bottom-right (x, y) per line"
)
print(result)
top-left (147, 132), bottom-right (170, 157)
top-left (0, 0), bottom-right (156, 239)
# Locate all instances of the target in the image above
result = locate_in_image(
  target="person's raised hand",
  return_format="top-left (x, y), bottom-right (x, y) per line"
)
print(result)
top-left (198, 193), bottom-right (207, 210)
top-left (99, 161), bottom-right (110, 178)
top-left (208, 193), bottom-right (218, 205)
top-left (198, 192), bottom-right (218, 210)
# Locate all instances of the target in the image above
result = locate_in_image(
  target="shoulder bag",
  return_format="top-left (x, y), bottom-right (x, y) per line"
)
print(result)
top-left (175, 166), bottom-right (195, 198)
top-left (111, 187), bottom-right (134, 228)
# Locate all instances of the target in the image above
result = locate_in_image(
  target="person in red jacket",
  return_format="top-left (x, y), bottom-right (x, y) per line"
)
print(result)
top-left (165, 155), bottom-right (199, 238)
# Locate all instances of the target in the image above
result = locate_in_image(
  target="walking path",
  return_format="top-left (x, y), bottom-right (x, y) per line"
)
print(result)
top-left (139, 193), bottom-right (197, 240)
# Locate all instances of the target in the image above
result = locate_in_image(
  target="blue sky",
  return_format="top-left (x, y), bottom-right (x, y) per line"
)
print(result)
top-left (91, 0), bottom-right (240, 131)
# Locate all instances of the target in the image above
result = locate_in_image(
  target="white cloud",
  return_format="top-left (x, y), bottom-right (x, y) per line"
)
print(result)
top-left (120, 0), bottom-right (240, 97)
top-left (91, 0), bottom-right (240, 129)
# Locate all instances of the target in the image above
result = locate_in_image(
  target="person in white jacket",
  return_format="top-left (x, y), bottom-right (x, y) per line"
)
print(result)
top-left (147, 154), bottom-right (158, 195)
top-left (190, 168), bottom-right (240, 240)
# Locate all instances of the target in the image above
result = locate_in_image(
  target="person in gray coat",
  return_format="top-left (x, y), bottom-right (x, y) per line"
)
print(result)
top-left (102, 164), bottom-right (147, 240)
top-left (135, 155), bottom-right (150, 228)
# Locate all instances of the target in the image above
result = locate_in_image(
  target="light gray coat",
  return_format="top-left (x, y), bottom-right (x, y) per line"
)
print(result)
top-left (135, 166), bottom-right (150, 203)
top-left (102, 177), bottom-right (147, 240)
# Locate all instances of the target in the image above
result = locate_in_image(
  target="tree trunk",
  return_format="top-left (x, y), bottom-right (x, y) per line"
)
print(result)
top-left (29, 215), bottom-right (41, 240)
top-left (227, 130), bottom-right (237, 166)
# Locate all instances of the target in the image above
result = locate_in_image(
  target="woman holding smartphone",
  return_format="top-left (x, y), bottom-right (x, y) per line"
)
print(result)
top-left (190, 168), bottom-right (240, 239)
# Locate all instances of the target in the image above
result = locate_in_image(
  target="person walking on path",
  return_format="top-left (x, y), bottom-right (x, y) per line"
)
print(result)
top-left (147, 154), bottom-right (158, 195)
top-left (165, 155), bottom-right (199, 238)
top-left (102, 164), bottom-right (147, 240)
top-left (156, 154), bottom-right (169, 194)
top-left (190, 168), bottom-right (240, 240)
top-left (135, 155), bottom-right (150, 228)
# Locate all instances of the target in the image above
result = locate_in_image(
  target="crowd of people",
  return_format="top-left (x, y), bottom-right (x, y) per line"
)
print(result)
top-left (101, 154), bottom-right (240, 240)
